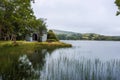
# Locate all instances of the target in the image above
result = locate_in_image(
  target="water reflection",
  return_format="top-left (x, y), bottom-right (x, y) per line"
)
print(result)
top-left (0, 48), bottom-right (48, 80)
top-left (40, 41), bottom-right (120, 80)
top-left (40, 54), bottom-right (120, 80)
top-left (1, 55), bottom-right (37, 80)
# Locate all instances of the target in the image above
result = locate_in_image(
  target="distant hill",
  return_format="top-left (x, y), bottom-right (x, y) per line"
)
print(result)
top-left (51, 29), bottom-right (120, 41)
top-left (52, 29), bottom-right (80, 35)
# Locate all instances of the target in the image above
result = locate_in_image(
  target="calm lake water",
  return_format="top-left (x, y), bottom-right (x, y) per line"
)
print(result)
top-left (1, 40), bottom-right (120, 80)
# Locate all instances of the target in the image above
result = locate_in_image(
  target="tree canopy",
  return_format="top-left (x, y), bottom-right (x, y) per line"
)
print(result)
top-left (0, 0), bottom-right (47, 42)
top-left (47, 30), bottom-right (59, 42)
top-left (115, 0), bottom-right (120, 15)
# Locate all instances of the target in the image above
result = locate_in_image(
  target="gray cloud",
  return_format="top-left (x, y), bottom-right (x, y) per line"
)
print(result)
top-left (32, 0), bottom-right (120, 36)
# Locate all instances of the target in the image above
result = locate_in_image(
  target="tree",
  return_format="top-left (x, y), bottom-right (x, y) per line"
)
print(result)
top-left (35, 18), bottom-right (47, 42)
top-left (47, 30), bottom-right (59, 42)
top-left (0, 0), bottom-right (14, 40)
top-left (0, 0), bottom-right (36, 43)
top-left (11, 0), bottom-right (37, 43)
top-left (115, 0), bottom-right (120, 15)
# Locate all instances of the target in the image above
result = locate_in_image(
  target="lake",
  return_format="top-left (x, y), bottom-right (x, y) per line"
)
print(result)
top-left (1, 40), bottom-right (120, 80)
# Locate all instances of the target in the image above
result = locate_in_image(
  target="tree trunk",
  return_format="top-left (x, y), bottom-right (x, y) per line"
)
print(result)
top-left (3, 34), bottom-right (7, 40)
top-left (0, 26), bottom-right (1, 40)
top-left (10, 34), bottom-right (13, 41)
top-left (13, 34), bottom-right (17, 44)
top-left (7, 34), bottom-right (10, 40)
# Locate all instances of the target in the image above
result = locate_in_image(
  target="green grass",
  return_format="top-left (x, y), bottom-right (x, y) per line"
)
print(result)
top-left (0, 41), bottom-right (71, 53)
top-left (0, 41), bottom-right (72, 47)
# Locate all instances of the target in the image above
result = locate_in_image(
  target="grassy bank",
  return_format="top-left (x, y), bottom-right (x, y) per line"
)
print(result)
top-left (0, 41), bottom-right (72, 54)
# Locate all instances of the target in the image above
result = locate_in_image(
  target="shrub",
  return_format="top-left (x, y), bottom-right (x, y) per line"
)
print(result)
top-left (47, 30), bottom-right (59, 41)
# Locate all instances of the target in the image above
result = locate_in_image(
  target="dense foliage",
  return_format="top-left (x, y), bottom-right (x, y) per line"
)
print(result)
top-left (56, 33), bottom-right (120, 41)
top-left (47, 30), bottom-right (59, 42)
top-left (115, 0), bottom-right (120, 15)
top-left (0, 0), bottom-right (47, 42)
top-left (34, 18), bottom-right (47, 42)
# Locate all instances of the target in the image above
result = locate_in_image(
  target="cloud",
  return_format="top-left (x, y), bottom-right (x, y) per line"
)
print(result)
top-left (32, 0), bottom-right (120, 36)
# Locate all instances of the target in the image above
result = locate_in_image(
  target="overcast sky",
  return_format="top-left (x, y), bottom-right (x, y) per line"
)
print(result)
top-left (32, 0), bottom-right (120, 36)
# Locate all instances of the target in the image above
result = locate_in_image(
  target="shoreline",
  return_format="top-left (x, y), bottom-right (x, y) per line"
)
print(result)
top-left (0, 41), bottom-right (72, 54)
top-left (0, 41), bottom-right (72, 47)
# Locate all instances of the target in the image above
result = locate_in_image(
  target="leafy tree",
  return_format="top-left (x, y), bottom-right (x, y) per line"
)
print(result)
top-left (11, 0), bottom-right (36, 43)
top-left (0, 0), bottom-right (14, 40)
top-left (47, 30), bottom-right (59, 42)
top-left (115, 0), bottom-right (120, 15)
top-left (35, 18), bottom-right (47, 42)
top-left (0, 0), bottom-right (36, 43)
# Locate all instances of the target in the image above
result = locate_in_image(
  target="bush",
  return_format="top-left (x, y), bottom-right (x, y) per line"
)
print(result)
top-left (47, 30), bottom-right (59, 41)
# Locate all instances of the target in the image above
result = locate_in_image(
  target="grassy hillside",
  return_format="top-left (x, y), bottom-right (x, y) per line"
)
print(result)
top-left (52, 29), bottom-right (120, 41)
